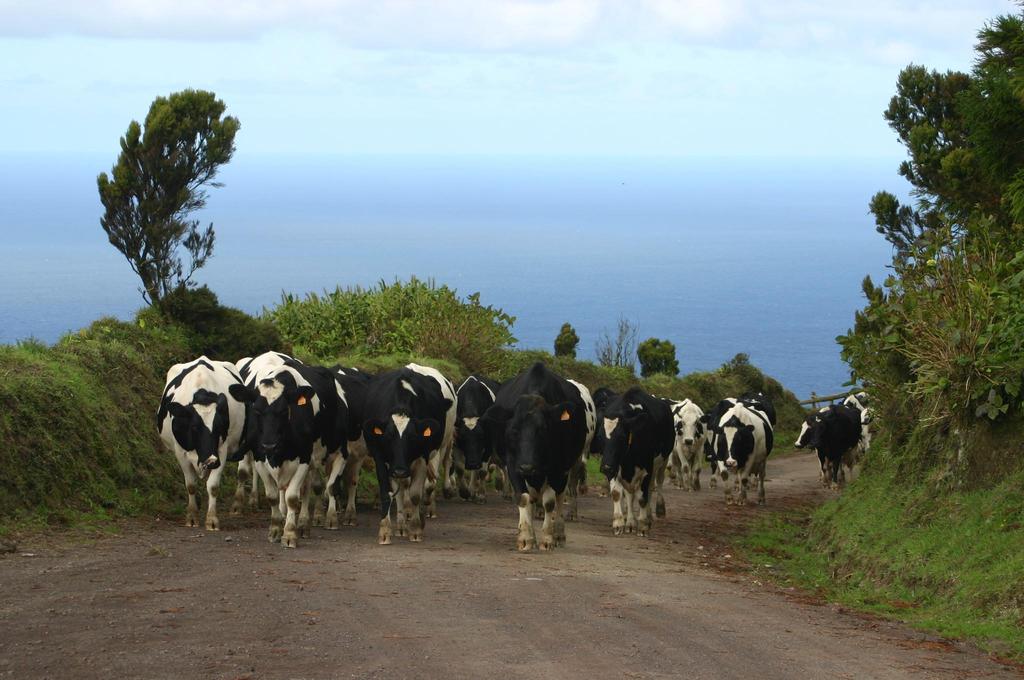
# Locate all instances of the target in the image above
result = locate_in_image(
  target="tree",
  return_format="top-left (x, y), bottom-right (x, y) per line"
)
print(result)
top-left (869, 12), bottom-right (1024, 258)
top-left (595, 316), bottom-right (638, 373)
top-left (553, 322), bottom-right (580, 358)
top-left (637, 338), bottom-right (679, 377)
top-left (97, 89), bottom-right (240, 305)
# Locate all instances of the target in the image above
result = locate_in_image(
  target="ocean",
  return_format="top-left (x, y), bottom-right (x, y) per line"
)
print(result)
top-left (0, 151), bottom-right (897, 398)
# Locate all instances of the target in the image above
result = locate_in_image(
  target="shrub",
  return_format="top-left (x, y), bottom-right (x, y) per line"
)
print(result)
top-left (157, 285), bottom-right (284, 361)
top-left (267, 278), bottom-right (516, 374)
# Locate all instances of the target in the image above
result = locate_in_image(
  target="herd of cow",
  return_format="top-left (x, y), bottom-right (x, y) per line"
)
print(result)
top-left (157, 352), bottom-right (873, 551)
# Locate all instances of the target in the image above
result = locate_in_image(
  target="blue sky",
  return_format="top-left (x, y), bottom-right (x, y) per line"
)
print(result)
top-left (0, 0), bottom-right (1011, 157)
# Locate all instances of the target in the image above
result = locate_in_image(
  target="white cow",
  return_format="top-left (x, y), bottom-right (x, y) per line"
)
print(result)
top-left (670, 399), bottom-right (706, 491)
top-left (158, 357), bottom-right (248, 530)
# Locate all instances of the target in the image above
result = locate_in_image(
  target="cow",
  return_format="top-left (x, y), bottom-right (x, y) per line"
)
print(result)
top-left (589, 387), bottom-right (618, 495)
top-left (794, 406), bottom-right (831, 485)
top-left (232, 359), bottom-right (350, 548)
top-left (157, 357), bottom-right (248, 531)
top-left (363, 364), bottom-right (457, 544)
top-left (325, 365), bottom-right (374, 527)
top-left (712, 401), bottom-right (773, 505)
top-left (701, 397), bottom-right (738, 489)
top-left (234, 352), bottom-right (296, 514)
top-left (453, 375), bottom-right (501, 502)
top-left (795, 404), bottom-right (861, 489)
top-left (842, 391), bottom-right (873, 457)
top-left (740, 391), bottom-right (778, 427)
top-left (843, 391), bottom-right (869, 412)
top-left (599, 387), bottom-right (674, 536)
top-left (670, 399), bottom-right (706, 491)
top-left (481, 362), bottom-right (595, 551)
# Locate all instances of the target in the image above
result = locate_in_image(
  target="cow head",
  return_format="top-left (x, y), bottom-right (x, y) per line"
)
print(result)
top-left (455, 414), bottom-right (489, 471)
top-left (496, 395), bottom-right (577, 477)
top-left (794, 410), bottom-right (826, 450)
top-left (718, 414), bottom-right (755, 469)
top-left (673, 403), bottom-right (704, 448)
top-left (229, 375), bottom-right (316, 460)
top-left (600, 405), bottom-right (649, 477)
top-left (363, 412), bottom-right (443, 479)
top-left (166, 388), bottom-right (230, 477)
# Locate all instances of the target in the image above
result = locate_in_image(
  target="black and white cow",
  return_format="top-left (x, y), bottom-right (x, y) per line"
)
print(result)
top-left (701, 397), bottom-right (738, 488)
top-left (599, 387), bottom-right (675, 536)
top-left (670, 399), bottom-right (706, 491)
top-left (712, 401), bottom-right (773, 505)
top-left (234, 352), bottom-right (296, 514)
top-left (363, 364), bottom-right (457, 544)
top-left (453, 375), bottom-right (501, 502)
top-left (157, 357), bottom-right (248, 531)
top-left (481, 362), bottom-right (595, 551)
top-left (842, 391), bottom-right (873, 457)
top-left (795, 404), bottom-right (861, 489)
top-left (326, 365), bottom-right (374, 527)
top-left (740, 391), bottom-right (778, 427)
top-left (232, 359), bottom-right (350, 548)
top-left (843, 391), bottom-right (869, 412)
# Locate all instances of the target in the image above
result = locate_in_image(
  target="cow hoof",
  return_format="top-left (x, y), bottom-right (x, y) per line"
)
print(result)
top-left (283, 535), bottom-right (298, 549)
top-left (613, 524), bottom-right (624, 536)
top-left (205, 518), bottom-right (220, 531)
top-left (638, 529), bottom-right (648, 538)
top-left (656, 503), bottom-right (666, 518)
top-left (517, 538), bottom-right (535, 552)
top-left (410, 531), bottom-right (423, 543)
top-left (626, 522), bottom-right (636, 534)
top-left (312, 513), bottom-right (324, 527)
top-left (342, 515), bottom-right (357, 527)
top-left (185, 515), bottom-right (198, 528)
top-left (539, 537), bottom-right (555, 551)
top-left (325, 513), bottom-right (339, 530)
top-left (230, 501), bottom-right (244, 517)
top-left (268, 526), bottom-right (282, 543)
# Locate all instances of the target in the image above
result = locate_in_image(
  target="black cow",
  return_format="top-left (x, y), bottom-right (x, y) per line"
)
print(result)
top-left (453, 375), bottom-right (501, 502)
top-left (317, 365), bottom-right (373, 528)
top-left (712, 401), bottom-right (774, 505)
top-left (231, 359), bottom-right (350, 548)
top-left (158, 357), bottom-right (248, 531)
top-left (795, 404), bottom-right (861, 489)
top-left (481, 362), bottom-right (595, 551)
top-left (362, 364), bottom-right (457, 544)
top-left (599, 387), bottom-right (675, 536)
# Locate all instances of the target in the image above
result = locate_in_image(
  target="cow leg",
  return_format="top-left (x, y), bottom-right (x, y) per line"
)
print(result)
top-left (637, 471), bottom-right (654, 537)
top-left (653, 458), bottom-right (667, 518)
top-left (738, 472), bottom-right (750, 506)
top-left (471, 469), bottom-right (487, 503)
top-left (441, 446), bottom-right (455, 500)
top-left (516, 492), bottom-right (536, 551)
top-left (256, 461), bottom-right (282, 543)
top-left (175, 451), bottom-right (200, 528)
top-left (722, 468), bottom-right (734, 505)
top-left (563, 459), bottom-right (583, 522)
top-left (708, 461), bottom-right (718, 489)
top-left (610, 477), bottom-right (625, 535)
top-left (622, 481), bottom-right (638, 534)
top-left (204, 463), bottom-right (225, 531)
top-left (757, 463), bottom-right (767, 505)
top-left (453, 451), bottom-right (470, 501)
top-left (424, 449), bottom-right (442, 519)
top-left (375, 457), bottom-right (394, 545)
top-left (690, 450), bottom-right (702, 491)
top-left (342, 451), bottom-right (363, 526)
top-left (282, 464), bottom-right (310, 548)
top-left (408, 457), bottom-right (429, 542)
top-left (539, 485), bottom-right (558, 551)
top-left (232, 453), bottom-right (253, 516)
top-left (248, 453), bottom-right (261, 510)
top-left (322, 452), bottom-right (345, 530)
top-left (395, 478), bottom-right (409, 537)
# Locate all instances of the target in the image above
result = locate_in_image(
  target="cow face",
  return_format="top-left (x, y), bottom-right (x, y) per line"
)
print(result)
top-left (364, 413), bottom-right (442, 478)
top-left (673, 405), bottom-right (704, 448)
top-left (230, 379), bottom-right (316, 459)
top-left (794, 412), bottom-right (825, 451)
top-left (718, 415), bottom-right (755, 469)
top-left (502, 396), bottom-right (577, 477)
top-left (455, 415), bottom-right (489, 471)
top-left (600, 411), bottom-right (648, 477)
top-left (166, 389), bottom-right (229, 476)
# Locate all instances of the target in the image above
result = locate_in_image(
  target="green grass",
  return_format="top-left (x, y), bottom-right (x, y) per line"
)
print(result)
top-left (741, 442), bottom-right (1024, 660)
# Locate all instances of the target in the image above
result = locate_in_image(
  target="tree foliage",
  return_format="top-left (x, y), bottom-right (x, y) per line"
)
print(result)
top-left (637, 337), bottom-right (679, 377)
top-left (844, 7), bottom-right (1024, 442)
top-left (553, 322), bottom-right (580, 358)
top-left (595, 316), bottom-right (638, 373)
top-left (97, 89), bottom-right (239, 305)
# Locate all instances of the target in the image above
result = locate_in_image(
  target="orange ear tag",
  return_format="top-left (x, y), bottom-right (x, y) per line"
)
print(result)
top-left (373, 427), bottom-right (384, 436)
top-left (560, 410), bottom-right (570, 421)
top-left (628, 433), bottom-right (633, 445)
top-left (422, 427), bottom-right (433, 438)
top-left (296, 395), bottom-right (307, 406)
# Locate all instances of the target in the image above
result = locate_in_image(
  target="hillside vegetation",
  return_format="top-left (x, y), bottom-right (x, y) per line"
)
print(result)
top-left (0, 280), bottom-right (801, 532)
top-left (745, 8), bottom-right (1024, 659)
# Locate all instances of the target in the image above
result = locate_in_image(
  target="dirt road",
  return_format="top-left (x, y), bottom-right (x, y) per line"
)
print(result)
top-left (0, 452), bottom-right (1017, 679)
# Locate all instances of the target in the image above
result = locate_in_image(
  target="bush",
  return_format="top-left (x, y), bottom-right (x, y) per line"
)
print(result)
top-left (637, 337), bottom-right (679, 377)
top-left (267, 278), bottom-right (516, 373)
top-left (157, 285), bottom-right (285, 361)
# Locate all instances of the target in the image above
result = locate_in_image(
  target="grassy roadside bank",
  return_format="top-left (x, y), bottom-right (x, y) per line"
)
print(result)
top-left (740, 443), bottom-right (1024, 660)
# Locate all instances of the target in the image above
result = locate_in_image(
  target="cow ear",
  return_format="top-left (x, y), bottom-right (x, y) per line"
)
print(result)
top-left (547, 401), bottom-right (577, 425)
top-left (168, 402), bottom-right (191, 419)
top-left (229, 383), bottom-right (256, 403)
top-left (364, 419), bottom-right (387, 439)
top-left (292, 386), bottom-right (315, 408)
